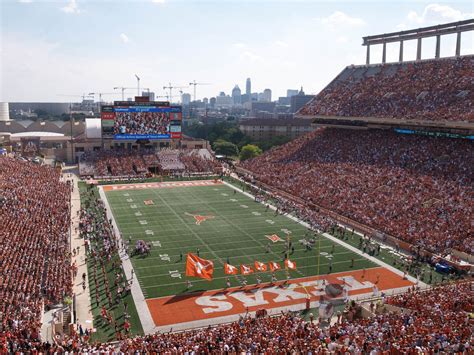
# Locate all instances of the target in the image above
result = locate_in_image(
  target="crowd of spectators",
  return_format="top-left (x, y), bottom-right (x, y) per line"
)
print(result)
top-left (80, 186), bottom-right (133, 341)
top-left (80, 150), bottom-right (150, 177)
top-left (239, 128), bottom-right (473, 255)
top-left (299, 56), bottom-right (474, 122)
top-left (0, 156), bottom-right (471, 353)
top-left (114, 112), bottom-right (171, 135)
top-left (157, 148), bottom-right (185, 171)
top-left (240, 178), bottom-right (336, 233)
top-left (180, 149), bottom-right (222, 173)
top-left (79, 148), bottom-right (221, 178)
top-left (116, 282), bottom-right (472, 353)
top-left (0, 156), bottom-right (72, 352)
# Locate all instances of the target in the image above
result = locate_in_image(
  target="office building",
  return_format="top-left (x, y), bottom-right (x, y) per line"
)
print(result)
top-left (182, 93), bottom-right (191, 105)
top-left (142, 91), bottom-right (155, 101)
top-left (209, 97), bottom-right (216, 108)
top-left (287, 89), bottom-right (299, 97)
top-left (278, 97), bottom-right (291, 105)
top-left (290, 87), bottom-right (314, 113)
top-left (251, 101), bottom-right (276, 114)
top-left (239, 118), bottom-right (314, 141)
top-left (263, 89), bottom-right (272, 102)
top-left (215, 93), bottom-right (233, 108)
top-left (232, 85), bottom-right (242, 105)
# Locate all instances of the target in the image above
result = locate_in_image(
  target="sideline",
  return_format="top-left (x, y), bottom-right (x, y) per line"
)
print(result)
top-left (68, 171), bottom-right (94, 331)
top-left (98, 186), bottom-right (158, 334)
top-left (222, 179), bottom-right (428, 288)
top-left (97, 179), bottom-right (426, 334)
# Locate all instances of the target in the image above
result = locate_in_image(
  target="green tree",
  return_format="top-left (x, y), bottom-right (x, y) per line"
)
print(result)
top-left (239, 144), bottom-right (262, 161)
top-left (222, 127), bottom-right (245, 145)
top-left (258, 135), bottom-right (291, 151)
top-left (212, 140), bottom-right (239, 157)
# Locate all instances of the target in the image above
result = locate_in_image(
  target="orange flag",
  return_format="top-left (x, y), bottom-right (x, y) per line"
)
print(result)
top-left (269, 261), bottom-right (281, 272)
top-left (254, 261), bottom-right (268, 272)
top-left (186, 253), bottom-right (214, 281)
top-left (224, 263), bottom-right (238, 275)
top-left (240, 264), bottom-right (254, 275)
top-left (285, 259), bottom-right (296, 270)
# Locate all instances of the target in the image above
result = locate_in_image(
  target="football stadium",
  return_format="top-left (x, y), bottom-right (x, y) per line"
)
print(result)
top-left (1, 5), bottom-right (473, 353)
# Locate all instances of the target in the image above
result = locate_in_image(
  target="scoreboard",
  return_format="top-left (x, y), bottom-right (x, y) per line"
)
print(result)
top-left (101, 101), bottom-right (182, 140)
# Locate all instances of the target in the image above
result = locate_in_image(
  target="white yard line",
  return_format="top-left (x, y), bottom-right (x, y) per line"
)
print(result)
top-left (139, 258), bottom-right (373, 288)
top-left (98, 186), bottom-right (158, 335)
top-left (222, 180), bottom-right (428, 288)
top-left (134, 248), bottom-right (353, 268)
top-left (98, 180), bottom-right (427, 334)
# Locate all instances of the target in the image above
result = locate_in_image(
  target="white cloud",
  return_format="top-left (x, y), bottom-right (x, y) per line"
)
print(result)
top-left (274, 40), bottom-right (288, 48)
top-left (152, 0), bottom-right (165, 3)
top-left (120, 33), bottom-right (130, 44)
top-left (17, 0), bottom-right (33, 3)
top-left (0, 34), bottom-right (163, 102)
top-left (336, 36), bottom-right (348, 44)
top-left (240, 51), bottom-right (263, 63)
top-left (320, 11), bottom-right (366, 28)
top-left (61, 0), bottom-right (80, 14)
top-left (403, 4), bottom-right (473, 25)
top-left (232, 43), bottom-right (247, 49)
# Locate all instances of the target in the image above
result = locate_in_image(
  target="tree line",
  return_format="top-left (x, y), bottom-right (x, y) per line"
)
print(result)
top-left (183, 120), bottom-right (291, 161)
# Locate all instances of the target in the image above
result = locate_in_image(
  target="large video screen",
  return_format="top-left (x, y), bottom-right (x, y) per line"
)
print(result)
top-left (101, 102), bottom-right (182, 140)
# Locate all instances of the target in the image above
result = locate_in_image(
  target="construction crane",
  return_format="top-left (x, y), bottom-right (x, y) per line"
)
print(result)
top-left (88, 92), bottom-right (116, 104)
top-left (88, 92), bottom-right (116, 114)
top-left (163, 83), bottom-right (188, 103)
top-left (156, 94), bottom-right (179, 103)
top-left (188, 80), bottom-right (211, 102)
top-left (59, 93), bottom-right (94, 101)
top-left (113, 87), bottom-right (136, 101)
top-left (135, 74), bottom-right (140, 96)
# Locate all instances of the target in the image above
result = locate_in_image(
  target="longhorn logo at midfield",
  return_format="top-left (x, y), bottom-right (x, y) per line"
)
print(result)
top-left (185, 212), bottom-right (215, 225)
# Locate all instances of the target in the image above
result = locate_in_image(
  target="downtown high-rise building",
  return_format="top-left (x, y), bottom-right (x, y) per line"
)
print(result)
top-left (142, 91), bottom-right (155, 101)
top-left (232, 85), bottom-right (242, 105)
top-left (181, 93), bottom-right (191, 105)
top-left (287, 89), bottom-right (299, 98)
top-left (246, 78), bottom-right (251, 95)
top-left (263, 88), bottom-right (272, 102)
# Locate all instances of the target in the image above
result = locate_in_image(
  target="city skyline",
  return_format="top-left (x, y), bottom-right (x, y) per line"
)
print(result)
top-left (1, 0), bottom-right (473, 102)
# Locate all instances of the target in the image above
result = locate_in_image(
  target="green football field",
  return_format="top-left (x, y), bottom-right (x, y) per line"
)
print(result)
top-left (104, 181), bottom-right (376, 299)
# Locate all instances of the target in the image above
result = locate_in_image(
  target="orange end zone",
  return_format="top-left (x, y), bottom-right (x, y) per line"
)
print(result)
top-left (146, 266), bottom-right (414, 327)
top-left (102, 180), bottom-right (223, 191)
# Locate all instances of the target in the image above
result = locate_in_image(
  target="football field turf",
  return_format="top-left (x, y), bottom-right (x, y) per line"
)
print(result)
top-left (104, 180), bottom-right (377, 300)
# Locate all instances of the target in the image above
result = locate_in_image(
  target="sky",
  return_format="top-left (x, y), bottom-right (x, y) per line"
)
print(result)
top-left (1, 0), bottom-right (473, 102)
